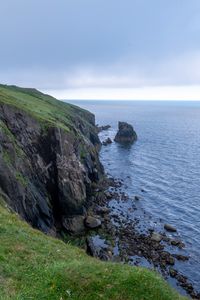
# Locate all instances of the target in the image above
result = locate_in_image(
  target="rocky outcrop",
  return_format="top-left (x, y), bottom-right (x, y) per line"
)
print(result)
top-left (0, 85), bottom-right (104, 234)
top-left (102, 138), bottom-right (112, 146)
top-left (96, 125), bottom-right (111, 133)
top-left (114, 122), bottom-right (137, 144)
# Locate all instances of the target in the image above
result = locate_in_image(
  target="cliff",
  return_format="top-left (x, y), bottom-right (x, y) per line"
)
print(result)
top-left (0, 84), bottom-right (103, 233)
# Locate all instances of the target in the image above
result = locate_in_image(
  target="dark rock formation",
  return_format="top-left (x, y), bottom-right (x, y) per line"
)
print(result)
top-left (62, 215), bottom-right (85, 235)
top-left (102, 138), bottom-right (112, 146)
top-left (164, 224), bottom-right (177, 232)
top-left (114, 122), bottom-right (137, 144)
top-left (85, 216), bottom-right (102, 229)
top-left (96, 124), bottom-right (111, 133)
top-left (0, 85), bottom-right (104, 234)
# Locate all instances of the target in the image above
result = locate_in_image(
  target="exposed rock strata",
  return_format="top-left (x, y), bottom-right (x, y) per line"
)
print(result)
top-left (0, 90), bottom-right (103, 234)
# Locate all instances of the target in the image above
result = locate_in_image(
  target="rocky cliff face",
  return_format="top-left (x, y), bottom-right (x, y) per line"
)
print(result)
top-left (0, 85), bottom-right (103, 233)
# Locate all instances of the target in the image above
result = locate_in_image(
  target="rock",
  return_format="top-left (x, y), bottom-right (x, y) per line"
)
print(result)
top-left (173, 254), bottom-right (189, 261)
top-left (164, 224), bottom-right (177, 232)
top-left (169, 268), bottom-right (178, 278)
top-left (104, 191), bottom-right (113, 199)
top-left (96, 125), bottom-right (111, 133)
top-left (114, 121), bottom-right (137, 144)
top-left (86, 236), bottom-right (111, 261)
top-left (151, 232), bottom-right (162, 242)
top-left (170, 240), bottom-right (185, 248)
top-left (85, 216), bottom-right (102, 229)
top-left (62, 215), bottom-right (85, 235)
top-left (96, 206), bottom-right (110, 215)
top-left (102, 138), bottom-right (112, 146)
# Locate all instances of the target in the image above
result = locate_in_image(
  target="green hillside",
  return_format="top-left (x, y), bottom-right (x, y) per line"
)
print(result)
top-left (0, 198), bottom-right (186, 300)
top-left (0, 84), bottom-right (93, 131)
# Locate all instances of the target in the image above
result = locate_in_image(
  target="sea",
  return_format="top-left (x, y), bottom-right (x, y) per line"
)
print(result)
top-left (67, 100), bottom-right (200, 293)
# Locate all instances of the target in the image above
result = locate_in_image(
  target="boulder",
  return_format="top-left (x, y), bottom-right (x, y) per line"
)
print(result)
top-left (62, 215), bottom-right (85, 235)
top-left (102, 138), bottom-right (112, 146)
top-left (164, 224), bottom-right (177, 232)
top-left (151, 232), bottom-right (162, 242)
top-left (114, 122), bottom-right (137, 144)
top-left (85, 216), bottom-right (102, 229)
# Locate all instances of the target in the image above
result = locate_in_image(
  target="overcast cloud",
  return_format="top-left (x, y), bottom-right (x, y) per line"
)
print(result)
top-left (0, 0), bottom-right (200, 99)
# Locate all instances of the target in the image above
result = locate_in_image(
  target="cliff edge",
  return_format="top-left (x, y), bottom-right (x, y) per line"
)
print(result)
top-left (0, 84), bottom-right (103, 233)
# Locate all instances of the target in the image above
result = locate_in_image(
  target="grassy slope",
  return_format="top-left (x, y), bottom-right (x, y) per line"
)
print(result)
top-left (0, 199), bottom-right (187, 300)
top-left (0, 84), bottom-right (92, 131)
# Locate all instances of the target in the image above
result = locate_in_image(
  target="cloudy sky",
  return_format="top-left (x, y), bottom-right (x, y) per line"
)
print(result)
top-left (1, 0), bottom-right (200, 100)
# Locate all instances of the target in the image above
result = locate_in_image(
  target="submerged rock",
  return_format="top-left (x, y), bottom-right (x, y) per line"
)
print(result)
top-left (114, 121), bottom-right (137, 144)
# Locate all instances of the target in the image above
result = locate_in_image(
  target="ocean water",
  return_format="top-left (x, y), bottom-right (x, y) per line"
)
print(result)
top-left (68, 100), bottom-right (200, 292)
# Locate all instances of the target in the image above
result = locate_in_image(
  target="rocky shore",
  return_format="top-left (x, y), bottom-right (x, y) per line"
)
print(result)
top-left (85, 175), bottom-right (200, 299)
top-left (82, 122), bottom-right (200, 299)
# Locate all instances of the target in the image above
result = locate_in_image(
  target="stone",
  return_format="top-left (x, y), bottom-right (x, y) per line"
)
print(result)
top-left (170, 240), bottom-right (185, 248)
top-left (96, 125), bottom-right (111, 133)
top-left (114, 121), bottom-right (137, 144)
top-left (164, 224), bottom-right (177, 232)
top-left (102, 138), bottom-right (112, 146)
top-left (151, 232), bottom-right (162, 242)
top-left (62, 215), bottom-right (85, 235)
top-left (173, 254), bottom-right (189, 261)
top-left (85, 216), bottom-right (102, 229)
top-left (169, 268), bottom-right (178, 278)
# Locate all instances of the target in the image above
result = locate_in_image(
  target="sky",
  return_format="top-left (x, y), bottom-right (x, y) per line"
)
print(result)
top-left (0, 0), bottom-right (200, 100)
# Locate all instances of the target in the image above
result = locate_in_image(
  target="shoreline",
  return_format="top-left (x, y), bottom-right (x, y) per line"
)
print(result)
top-left (83, 124), bottom-right (200, 299)
top-left (87, 174), bottom-right (200, 299)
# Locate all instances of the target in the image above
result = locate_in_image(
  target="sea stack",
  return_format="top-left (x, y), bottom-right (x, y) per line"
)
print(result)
top-left (114, 121), bottom-right (137, 144)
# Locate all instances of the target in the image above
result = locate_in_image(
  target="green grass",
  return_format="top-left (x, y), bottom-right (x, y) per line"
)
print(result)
top-left (0, 84), bottom-right (93, 132)
top-left (0, 199), bottom-right (187, 300)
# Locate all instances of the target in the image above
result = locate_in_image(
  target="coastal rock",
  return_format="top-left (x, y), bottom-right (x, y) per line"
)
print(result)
top-left (173, 254), bottom-right (189, 261)
top-left (62, 216), bottom-right (85, 235)
top-left (169, 268), bottom-right (178, 278)
top-left (164, 224), bottom-right (177, 232)
top-left (102, 138), bottom-right (112, 146)
top-left (114, 121), bottom-right (137, 144)
top-left (96, 124), bottom-right (111, 133)
top-left (151, 232), bottom-right (162, 242)
top-left (86, 237), bottom-right (111, 260)
top-left (85, 216), bottom-right (102, 229)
